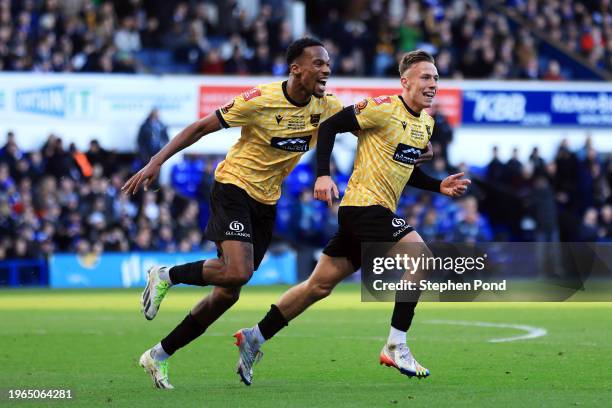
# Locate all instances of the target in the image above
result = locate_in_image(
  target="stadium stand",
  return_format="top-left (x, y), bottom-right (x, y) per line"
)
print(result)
top-left (0, 0), bottom-right (609, 79)
top-left (1, 0), bottom-right (610, 285)
top-left (0, 126), bottom-right (608, 270)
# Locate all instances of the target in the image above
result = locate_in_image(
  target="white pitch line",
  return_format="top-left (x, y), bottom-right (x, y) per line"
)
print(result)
top-left (425, 320), bottom-right (547, 343)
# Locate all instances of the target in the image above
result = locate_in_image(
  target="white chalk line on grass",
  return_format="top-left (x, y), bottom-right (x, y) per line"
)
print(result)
top-left (425, 319), bottom-right (547, 343)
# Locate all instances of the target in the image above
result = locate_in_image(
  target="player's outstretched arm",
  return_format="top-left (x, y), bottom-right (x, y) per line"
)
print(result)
top-left (314, 106), bottom-right (361, 207)
top-left (122, 113), bottom-right (222, 195)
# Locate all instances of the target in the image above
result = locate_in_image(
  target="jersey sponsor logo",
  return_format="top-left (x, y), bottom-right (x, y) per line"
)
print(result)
top-left (242, 88), bottom-right (261, 101)
top-left (275, 114), bottom-right (283, 124)
top-left (270, 135), bottom-right (312, 152)
top-left (373, 96), bottom-right (391, 105)
top-left (392, 143), bottom-right (423, 165)
top-left (310, 113), bottom-right (321, 127)
top-left (220, 100), bottom-right (234, 114)
top-left (392, 218), bottom-right (406, 228)
top-left (354, 99), bottom-right (368, 115)
top-left (401, 121), bottom-right (408, 130)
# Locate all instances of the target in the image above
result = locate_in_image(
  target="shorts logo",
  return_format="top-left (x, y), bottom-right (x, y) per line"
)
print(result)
top-left (392, 218), bottom-right (406, 228)
top-left (226, 220), bottom-right (251, 238)
top-left (242, 88), bottom-right (261, 101)
top-left (270, 135), bottom-right (312, 152)
top-left (229, 221), bottom-right (244, 232)
top-left (392, 218), bottom-right (412, 237)
top-left (393, 143), bottom-right (423, 165)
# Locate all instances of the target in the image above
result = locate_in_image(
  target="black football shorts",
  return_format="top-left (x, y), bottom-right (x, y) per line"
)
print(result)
top-left (205, 182), bottom-right (276, 270)
top-left (323, 205), bottom-right (415, 270)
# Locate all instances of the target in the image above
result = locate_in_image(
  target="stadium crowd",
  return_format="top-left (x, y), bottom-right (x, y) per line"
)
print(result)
top-left (509, 0), bottom-right (612, 73)
top-left (0, 0), bottom-right (609, 78)
top-left (0, 122), bottom-right (609, 261)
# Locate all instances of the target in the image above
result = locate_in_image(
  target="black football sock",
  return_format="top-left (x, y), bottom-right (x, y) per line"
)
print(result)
top-left (390, 301), bottom-right (417, 332)
top-left (169, 260), bottom-right (206, 286)
top-left (257, 304), bottom-right (288, 340)
top-left (160, 313), bottom-right (207, 355)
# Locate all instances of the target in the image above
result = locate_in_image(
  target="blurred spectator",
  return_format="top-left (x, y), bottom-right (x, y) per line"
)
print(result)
top-left (452, 196), bottom-right (492, 242)
top-left (429, 106), bottom-right (453, 163)
top-left (530, 176), bottom-right (559, 242)
top-left (542, 60), bottom-right (564, 81)
top-left (201, 48), bottom-right (224, 74)
top-left (137, 108), bottom-right (169, 165)
top-left (486, 146), bottom-right (504, 184)
top-left (114, 16), bottom-right (141, 54)
top-left (579, 208), bottom-right (599, 241)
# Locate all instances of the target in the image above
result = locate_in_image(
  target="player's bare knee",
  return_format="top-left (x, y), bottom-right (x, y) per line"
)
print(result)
top-left (225, 263), bottom-right (253, 286)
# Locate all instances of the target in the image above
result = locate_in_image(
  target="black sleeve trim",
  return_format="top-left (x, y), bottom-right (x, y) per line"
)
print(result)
top-left (316, 106), bottom-right (361, 177)
top-left (407, 167), bottom-right (441, 192)
top-left (215, 109), bottom-right (230, 129)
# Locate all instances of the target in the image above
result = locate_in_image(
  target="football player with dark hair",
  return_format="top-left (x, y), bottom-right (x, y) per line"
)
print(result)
top-left (123, 37), bottom-right (343, 389)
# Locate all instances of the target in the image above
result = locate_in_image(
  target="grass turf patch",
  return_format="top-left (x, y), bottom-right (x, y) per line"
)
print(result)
top-left (1, 285), bottom-right (611, 407)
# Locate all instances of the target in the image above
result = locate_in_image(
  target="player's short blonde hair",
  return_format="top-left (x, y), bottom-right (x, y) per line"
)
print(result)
top-left (398, 50), bottom-right (435, 76)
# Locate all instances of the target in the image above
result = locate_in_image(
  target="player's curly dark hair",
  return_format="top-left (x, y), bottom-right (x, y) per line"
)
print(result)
top-left (285, 37), bottom-right (324, 65)
top-left (398, 50), bottom-right (435, 75)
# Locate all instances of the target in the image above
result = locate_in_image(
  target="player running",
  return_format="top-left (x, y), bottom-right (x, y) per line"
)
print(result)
top-left (122, 38), bottom-right (343, 389)
top-left (233, 50), bottom-right (470, 385)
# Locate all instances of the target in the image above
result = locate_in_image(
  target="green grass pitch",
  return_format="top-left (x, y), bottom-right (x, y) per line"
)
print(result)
top-left (1, 284), bottom-right (611, 407)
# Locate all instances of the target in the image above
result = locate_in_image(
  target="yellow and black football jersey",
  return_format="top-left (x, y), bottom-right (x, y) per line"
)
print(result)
top-left (341, 95), bottom-right (435, 212)
top-left (215, 81), bottom-right (342, 205)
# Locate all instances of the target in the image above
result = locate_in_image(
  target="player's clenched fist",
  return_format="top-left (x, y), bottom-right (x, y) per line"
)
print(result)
top-left (313, 175), bottom-right (339, 208)
top-left (122, 158), bottom-right (162, 195)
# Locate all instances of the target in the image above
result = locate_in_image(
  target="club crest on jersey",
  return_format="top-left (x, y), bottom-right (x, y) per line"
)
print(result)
top-left (242, 88), bottom-right (261, 101)
top-left (425, 125), bottom-right (432, 137)
top-left (221, 100), bottom-right (234, 114)
top-left (354, 99), bottom-right (368, 115)
top-left (373, 96), bottom-right (391, 105)
top-left (275, 114), bottom-right (283, 124)
top-left (393, 143), bottom-right (423, 165)
top-left (271, 135), bottom-right (312, 152)
top-left (310, 113), bottom-right (321, 127)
